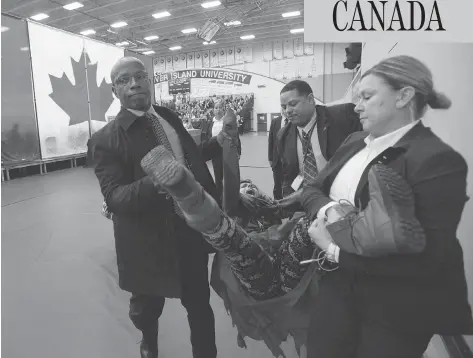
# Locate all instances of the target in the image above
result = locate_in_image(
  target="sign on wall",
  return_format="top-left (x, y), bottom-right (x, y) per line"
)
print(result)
top-left (235, 46), bottom-right (244, 64)
top-left (273, 40), bottom-right (283, 60)
top-left (210, 50), bottom-right (218, 67)
top-left (154, 68), bottom-right (252, 85)
top-left (283, 39), bottom-right (294, 58)
top-left (263, 41), bottom-right (273, 61)
top-left (168, 78), bottom-right (191, 94)
top-left (227, 47), bottom-right (235, 66)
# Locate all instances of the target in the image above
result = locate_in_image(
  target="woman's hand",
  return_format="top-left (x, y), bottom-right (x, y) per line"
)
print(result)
top-left (308, 217), bottom-right (333, 251)
top-left (325, 204), bottom-right (345, 224)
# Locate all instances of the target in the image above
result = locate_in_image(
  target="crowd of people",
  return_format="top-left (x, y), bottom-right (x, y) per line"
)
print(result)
top-left (159, 94), bottom-right (254, 133)
top-left (87, 55), bottom-right (472, 358)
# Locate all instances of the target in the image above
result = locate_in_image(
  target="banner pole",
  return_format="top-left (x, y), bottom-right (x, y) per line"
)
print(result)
top-left (83, 43), bottom-right (93, 139)
top-left (25, 19), bottom-right (43, 164)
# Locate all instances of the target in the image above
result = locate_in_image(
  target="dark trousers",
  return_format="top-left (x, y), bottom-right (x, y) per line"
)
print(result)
top-left (272, 163), bottom-right (283, 200)
top-left (129, 235), bottom-right (216, 358)
top-left (307, 278), bottom-right (432, 358)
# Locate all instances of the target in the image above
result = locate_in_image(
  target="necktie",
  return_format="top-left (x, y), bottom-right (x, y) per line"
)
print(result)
top-left (301, 130), bottom-right (318, 185)
top-left (145, 112), bottom-right (185, 218)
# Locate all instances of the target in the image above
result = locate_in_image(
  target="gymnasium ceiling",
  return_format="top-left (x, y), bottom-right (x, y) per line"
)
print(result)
top-left (2, 0), bottom-right (305, 55)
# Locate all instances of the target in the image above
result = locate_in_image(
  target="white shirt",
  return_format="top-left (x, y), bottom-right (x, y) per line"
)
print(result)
top-left (319, 120), bottom-right (420, 216)
top-left (297, 110), bottom-right (328, 174)
top-left (128, 106), bottom-right (186, 166)
top-left (212, 117), bottom-right (223, 137)
top-left (321, 120), bottom-right (420, 263)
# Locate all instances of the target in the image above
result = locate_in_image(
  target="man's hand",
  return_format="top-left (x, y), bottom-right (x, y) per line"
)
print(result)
top-left (308, 217), bottom-right (333, 251)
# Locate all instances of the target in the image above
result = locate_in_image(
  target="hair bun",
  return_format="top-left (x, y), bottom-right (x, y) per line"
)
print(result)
top-left (428, 91), bottom-right (452, 109)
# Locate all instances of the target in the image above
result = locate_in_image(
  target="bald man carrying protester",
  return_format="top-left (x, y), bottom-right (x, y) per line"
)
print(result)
top-left (88, 57), bottom-right (230, 358)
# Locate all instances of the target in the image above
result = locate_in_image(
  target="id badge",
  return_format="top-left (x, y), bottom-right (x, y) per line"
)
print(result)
top-left (291, 175), bottom-right (304, 191)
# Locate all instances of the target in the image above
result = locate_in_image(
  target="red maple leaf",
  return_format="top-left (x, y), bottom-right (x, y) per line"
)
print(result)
top-left (49, 51), bottom-right (113, 126)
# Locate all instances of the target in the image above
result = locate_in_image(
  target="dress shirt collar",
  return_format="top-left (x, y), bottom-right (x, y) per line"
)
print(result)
top-left (127, 106), bottom-right (157, 118)
top-left (364, 120), bottom-right (420, 148)
top-left (298, 108), bottom-right (318, 135)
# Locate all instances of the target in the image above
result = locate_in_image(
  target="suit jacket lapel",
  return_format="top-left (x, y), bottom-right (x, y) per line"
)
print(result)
top-left (315, 106), bottom-right (330, 159)
top-left (352, 122), bottom-right (427, 206)
top-left (318, 133), bottom-right (367, 194)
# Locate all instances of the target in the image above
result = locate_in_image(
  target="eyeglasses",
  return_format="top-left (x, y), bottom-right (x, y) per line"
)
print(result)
top-left (114, 72), bottom-right (149, 86)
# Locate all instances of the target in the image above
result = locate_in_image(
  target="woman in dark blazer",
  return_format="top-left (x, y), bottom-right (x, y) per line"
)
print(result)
top-left (302, 55), bottom-right (473, 358)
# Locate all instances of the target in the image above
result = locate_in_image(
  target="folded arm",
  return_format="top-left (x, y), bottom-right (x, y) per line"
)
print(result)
top-left (338, 151), bottom-right (468, 278)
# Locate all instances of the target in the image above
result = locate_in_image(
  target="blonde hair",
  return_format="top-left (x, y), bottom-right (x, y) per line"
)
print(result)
top-left (362, 55), bottom-right (451, 118)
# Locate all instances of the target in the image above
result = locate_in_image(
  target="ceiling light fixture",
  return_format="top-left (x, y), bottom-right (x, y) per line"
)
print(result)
top-left (30, 13), bottom-right (49, 21)
top-left (181, 28), bottom-right (197, 34)
top-left (115, 41), bottom-right (129, 46)
top-left (63, 2), bottom-right (83, 10)
top-left (290, 28), bottom-right (304, 34)
top-left (111, 21), bottom-right (127, 28)
top-left (282, 11), bottom-right (301, 18)
top-left (152, 11), bottom-right (171, 19)
top-left (201, 1), bottom-right (221, 9)
top-left (143, 50), bottom-right (156, 55)
top-left (203, 41), bottom-right (216, 45)
top-left (240, 34), bottom-right (255, 40)
top-left (169, 46), bottom-right (182, 51)
top-left (144, 35), bottom-right (159, 41)
top-left (80, 29), bottom-right (96, 36)
top-left (224, 20), bottom-right (241, 26)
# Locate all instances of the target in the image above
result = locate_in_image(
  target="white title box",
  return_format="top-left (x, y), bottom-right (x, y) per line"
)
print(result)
top-left (304, 0), bottom-right (473, 43)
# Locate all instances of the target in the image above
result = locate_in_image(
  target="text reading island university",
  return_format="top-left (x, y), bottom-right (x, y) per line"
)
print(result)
top-left (154, 69), bottom-right (252, 85)
top-left (333, 0), bottom-right (445, 31)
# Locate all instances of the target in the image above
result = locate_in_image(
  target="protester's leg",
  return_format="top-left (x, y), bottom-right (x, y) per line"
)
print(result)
top-left (129, 294), bottom-right (165, 356)
top-left (141, 146), bottom-right (278, 300)
top-left (277, 216), bottom-right (317, 293)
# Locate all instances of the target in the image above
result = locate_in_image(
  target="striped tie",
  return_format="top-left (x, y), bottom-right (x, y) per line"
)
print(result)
top-left (145, 112), bottom-right (185, 218)
top-left (301, 130), bottom-right (318, 185)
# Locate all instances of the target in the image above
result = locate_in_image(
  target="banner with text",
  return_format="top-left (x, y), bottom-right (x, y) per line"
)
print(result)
top-left (154, 69), bottom-right (252, 85)
top-left (305, 0), bottom-right (473, 42)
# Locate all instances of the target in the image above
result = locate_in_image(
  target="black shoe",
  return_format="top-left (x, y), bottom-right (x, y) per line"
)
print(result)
top-left (140, 340), bottom-right (158, 358)
top-left (140, 323), bottom-right (158, 358)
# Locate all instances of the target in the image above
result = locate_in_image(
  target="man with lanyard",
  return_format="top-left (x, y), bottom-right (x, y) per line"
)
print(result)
top-left (276, 80), bottom-right (362, 212)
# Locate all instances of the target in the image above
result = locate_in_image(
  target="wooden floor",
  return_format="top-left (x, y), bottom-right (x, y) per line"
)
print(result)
top-left (1, 132), bottom-right (450, 358)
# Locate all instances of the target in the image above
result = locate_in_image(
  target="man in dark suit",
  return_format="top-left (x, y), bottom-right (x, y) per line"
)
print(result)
top-left (268, 112), bottom-right (287, 200)
top-left (89, 57), bottom-right (224, 358)
top-left (276, 80), bottom-right (362, 209)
